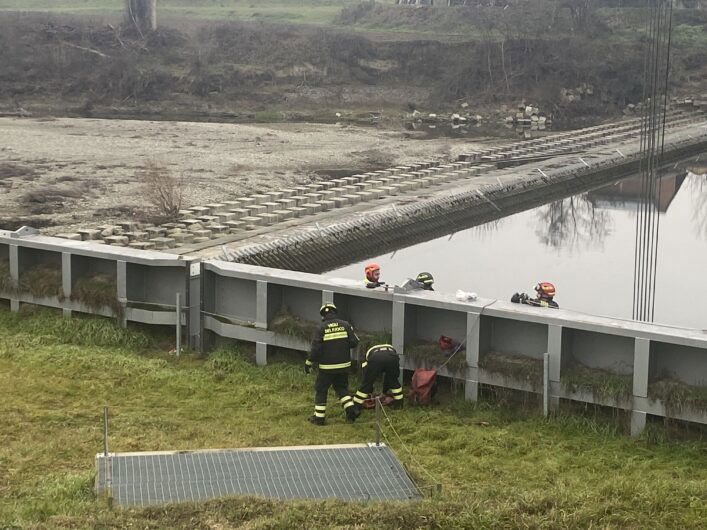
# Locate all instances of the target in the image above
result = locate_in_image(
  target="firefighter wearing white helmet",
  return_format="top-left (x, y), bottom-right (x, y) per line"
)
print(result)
top-left (305, 303), bottom-right (360, 425)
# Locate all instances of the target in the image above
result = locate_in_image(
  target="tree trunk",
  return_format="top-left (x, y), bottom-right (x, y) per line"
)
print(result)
top-left (125, 0), bottom-right (157, 32)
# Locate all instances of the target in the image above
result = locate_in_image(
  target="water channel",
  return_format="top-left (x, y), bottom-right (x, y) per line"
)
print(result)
top-left (330, 169), bottom-right (707, 330)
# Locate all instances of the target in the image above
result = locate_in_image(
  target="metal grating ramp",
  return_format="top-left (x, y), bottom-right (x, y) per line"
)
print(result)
top-left (95, 443), bottom-right (421, 506)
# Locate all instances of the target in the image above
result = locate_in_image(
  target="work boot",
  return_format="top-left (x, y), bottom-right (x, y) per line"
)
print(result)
top-left (345, 408), bottom-right (359, 424)
top-left (390, 399), bottom-right (404, 410)
top-left (308, 415), bottom-right (325, 426)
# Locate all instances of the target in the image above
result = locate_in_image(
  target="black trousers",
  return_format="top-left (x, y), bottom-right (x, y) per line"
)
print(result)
top-left (354, 353), bottom-right (403, 404)
top-left (313, 371), bottom-right (354, 418)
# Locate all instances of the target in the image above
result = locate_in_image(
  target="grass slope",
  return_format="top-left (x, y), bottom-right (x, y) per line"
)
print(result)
top-left (0, 309), bottom-right (705, 528)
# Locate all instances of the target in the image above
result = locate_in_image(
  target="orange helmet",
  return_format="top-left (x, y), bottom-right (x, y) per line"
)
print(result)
top-left (535, 282), bottom-right (556, 298)
top-left (365, 262), bottom-right (381, 282)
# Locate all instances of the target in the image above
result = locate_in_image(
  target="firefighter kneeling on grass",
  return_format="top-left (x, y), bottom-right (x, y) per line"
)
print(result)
top-left (305, 303), bottom-right (359, 426)
top-left (351, 344), bottom-right (404, 417)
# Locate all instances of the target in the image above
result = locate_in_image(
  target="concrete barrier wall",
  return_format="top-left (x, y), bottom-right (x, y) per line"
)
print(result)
top-left (0, 228), bottom-right (201, 346)
top-left (1, 228), bottom-right (705, 435)
top-left (202, 260), bottom-right (707, 435)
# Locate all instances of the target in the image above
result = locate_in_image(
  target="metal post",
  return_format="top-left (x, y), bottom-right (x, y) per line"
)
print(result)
top-left (543, 352), bottom-right (550, 417)
top-left (175, 292), bottom-right (181, 357)
top-left (103, 406), bottom-right (109, 456)
top-left (375, 397), bottom-right (381, 446)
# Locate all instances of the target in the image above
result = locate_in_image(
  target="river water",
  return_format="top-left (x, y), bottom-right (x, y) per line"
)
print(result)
top-left (330, 170), bottom-right (707, 330)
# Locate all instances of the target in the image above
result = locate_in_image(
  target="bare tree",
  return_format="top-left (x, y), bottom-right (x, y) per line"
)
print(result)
top-left (535, 194), bottom-right (611, 249)
top-left (140, 161), bottom-right (185, 219)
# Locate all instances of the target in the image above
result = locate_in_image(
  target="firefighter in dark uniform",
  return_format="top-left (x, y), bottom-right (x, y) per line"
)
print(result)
top-left (352, 344), bottom-right (404, 415)
top-left (511, 282), bottom-right (559, 308)
top-left (305, 303), bottom-right (359, 426)
top-left (415, 272), bottom-right (434, 291)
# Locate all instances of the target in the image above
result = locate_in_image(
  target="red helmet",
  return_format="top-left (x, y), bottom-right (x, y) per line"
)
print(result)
top-left (365, 263), bottom-right (381, 282)
top-left (535, 282), bottom-right (556, 298)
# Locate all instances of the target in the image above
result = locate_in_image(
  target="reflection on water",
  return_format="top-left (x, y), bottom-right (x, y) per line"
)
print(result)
top-left (330, 171), bottom-right (707, 330)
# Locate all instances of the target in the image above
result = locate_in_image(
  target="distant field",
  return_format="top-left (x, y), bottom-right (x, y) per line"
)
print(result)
top-left (0, 309), bottom-right (705, 528)
top-left (0, 0), bottom-right (393, 26)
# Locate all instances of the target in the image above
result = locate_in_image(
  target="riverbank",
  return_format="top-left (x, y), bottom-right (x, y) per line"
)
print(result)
top-left (0, 309), bottom-right (704, 528)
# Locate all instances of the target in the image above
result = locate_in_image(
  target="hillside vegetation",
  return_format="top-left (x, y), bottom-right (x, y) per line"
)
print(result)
top-left (0, 308), bottom-right (705, 528)
top-left (0, 2), bottom-right (705, 122)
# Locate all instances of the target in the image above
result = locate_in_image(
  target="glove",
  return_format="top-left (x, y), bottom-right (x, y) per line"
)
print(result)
top-left (511, 293), bottom-right (521, 303)
top-left (304, 361), bottom-right (313, 374)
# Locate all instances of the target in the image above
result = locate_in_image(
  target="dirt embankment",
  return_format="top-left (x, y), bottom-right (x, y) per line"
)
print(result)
top-left (0, 8), bottom-right (704, 122)
top-left (0, 116), bottom-right (479, 233)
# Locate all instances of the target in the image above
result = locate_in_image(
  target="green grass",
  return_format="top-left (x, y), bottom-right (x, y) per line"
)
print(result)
top-left (0, 0), bottom-right (359, 26)
top-left (0, 308), bottom-right (705, 528)
top-left (562, 363), bottom-right (633, 403)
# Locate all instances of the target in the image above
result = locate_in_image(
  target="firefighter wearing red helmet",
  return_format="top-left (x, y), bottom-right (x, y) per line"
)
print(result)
top-left (364, 262), bottom-right (384, 289)
top-left (305, 303), bottom-right (360, 426)
top-left (511, 282), bottom-right (559, 308)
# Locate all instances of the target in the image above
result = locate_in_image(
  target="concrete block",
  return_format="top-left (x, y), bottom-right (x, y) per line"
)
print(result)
top-left (104, 235), bottom-right (129, 246)
top-left (261, 201), bottom-right (280, 213)
top-left (301, 203), bottom-right (322, 215)
top-left (205, 203), bottom-right (226, 213)
top-left (318, 180), bottom-right (337, 190)
top-left (241, 216), bottom-right (264, 227)
top-left (177, 209), bottom-right (193, 217)
top-left (279, 189), bottom-right (296, 199)
top-left (326, 188), bottom-right (345, 198)
top-left (258, 213), bottom-right (280, 225)
top-left (379, 186), bottom-right (397, 196)
top-left (273, 209), bottom-right (294, 221)
top-left (189, 206), bottom-right (211, 216)
top-left (172, 232), bottom-right (195, 244)
top-left (332, 197), bottom-right (350, 208)
top-left (317, 200), bottom-right (336, 212)
top-left (225, 221), bottom-right (245, 232)
top-left (57, 233), bottom-right (82, 241)
top-left (208, 224), bottom-right (228, 236)
top-left (145, 227), bottom-right (167, 238)
top-left (366, 189), bottom-right (384, 199)
top-left (222, 201), bottom-right (242, 209)
top-left (191, 229), bottom-right (212, 240)
top-left (287, 207), bottom-right (306, 218)
top-left (276, 199), bottom-right (296, 209)
top-left (355, 182), bottom-right (372, 191)
top-left (249, 205), bottom-right (267, 216)
top-left (149, 237), bottom-right (176, 249)
top-left (343, 176), bottom-right (361, 184)
top-left (123, 231), bottom-right (149, 242)
top-left (236, 197), bottom-right (255, 208)
top-left (290, 196), bottom-right (308, 206)
top-left (77, 229), bottom-right (101, 241)
top-left (266, 191), bottom-right (283, 202)
top-left (197, 215), bottom-right (219, 224)
top-left (182, 219), bottom-right (203, 228)
top-left (129, 242), bottom-right (156, 250)
top-left (354, 191), bottom-right (375, 202)
top-left (229, 208), bottom-right (250, 220)
top-left (342, 194), bottom-right (361, 205)
top-left (216, 212), bottom-right (235, 223)
top-left (305, 183), bottom-right (324, 191)
top-left (193, 236), bottom-right (210, 243)
top-left (251, 194), bottom-right (270, 205)
top-left (304, 192), bottom-right (322, 202)
top-left (187, 224), bottom-right (205, 233)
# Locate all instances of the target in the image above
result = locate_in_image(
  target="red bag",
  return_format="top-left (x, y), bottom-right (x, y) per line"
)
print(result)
top-left (407, 369), bottom-right (438, 406)
top-left (362, 394), bottom-right (396, 409)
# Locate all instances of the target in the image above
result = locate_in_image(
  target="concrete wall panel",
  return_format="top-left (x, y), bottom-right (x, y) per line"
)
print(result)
top-left (486, 316), bottom-right (548, 359)
top-left (568, 328), bottom-right (634, 375)
top-left (332, 293), bottom-right (392, 334)
top-left (650, 341), bottom-right (707, 386)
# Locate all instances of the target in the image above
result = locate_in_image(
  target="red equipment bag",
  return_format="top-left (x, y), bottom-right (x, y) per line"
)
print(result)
top-left (408, 369), bottom-right (438, 406)
top-left (362, 394), bottom-right (396, 409)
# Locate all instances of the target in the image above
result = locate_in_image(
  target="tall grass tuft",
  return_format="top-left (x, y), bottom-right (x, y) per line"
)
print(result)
top-left (71, 274), bottom-right (123, 319)
top-left (269, 308), bottom-right (317, 342)
top-left (0, 308), bottom-right (151, 351)
top-left (0, 258), bottom-right (17, 293)
top-left (19, 264), bottom-right (63, 299)
top-left (405, 339), bottom-right (468, 375)
top-left (479, 351), bottom-right (544, 390)
top-left (562, 363), bottom-right (633, 403)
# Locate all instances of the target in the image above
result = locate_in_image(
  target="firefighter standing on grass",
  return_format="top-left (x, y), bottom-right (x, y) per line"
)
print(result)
top-left (351, 344), bottom-right (404, 417)
top-left (305, 303), bottom-right (359, 426)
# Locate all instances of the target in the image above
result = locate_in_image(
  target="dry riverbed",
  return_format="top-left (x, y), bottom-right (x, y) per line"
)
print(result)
top-left (0, 116), bottom-right (486, 234)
